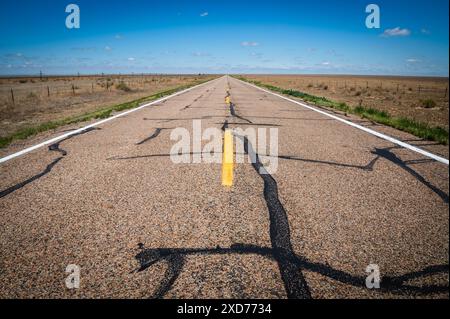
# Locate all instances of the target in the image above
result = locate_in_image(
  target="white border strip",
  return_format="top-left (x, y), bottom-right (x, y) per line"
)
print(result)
top-left (237, 78), bottom-right (449, 166)
top-left (0, 77), bottom-right (221, 164)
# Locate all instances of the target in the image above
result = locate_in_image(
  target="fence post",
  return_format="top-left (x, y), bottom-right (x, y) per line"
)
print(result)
top-left (10, 88), bottom-right (15, 105)
top-left (72, 84), bottom-right (75, 95)
top-left (47, 86), bottom-right (50, 97)
top-left (445, 87), bottom-right (448, 98)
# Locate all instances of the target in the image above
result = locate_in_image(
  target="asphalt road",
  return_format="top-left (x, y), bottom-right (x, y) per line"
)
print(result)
top-left (0, 76), bottom-right (448, 299)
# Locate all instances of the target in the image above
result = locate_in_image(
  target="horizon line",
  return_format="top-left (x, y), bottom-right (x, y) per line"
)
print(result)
top-left (0, 73), bottom-right (449, 79)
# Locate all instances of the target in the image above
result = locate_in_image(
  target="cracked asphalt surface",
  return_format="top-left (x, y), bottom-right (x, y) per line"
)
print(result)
top-left (0, 76), bottom-right (448, 299)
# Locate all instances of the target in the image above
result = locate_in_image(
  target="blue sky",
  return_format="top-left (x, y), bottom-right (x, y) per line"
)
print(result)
top-left (0, 0), bottom-right (448, 76)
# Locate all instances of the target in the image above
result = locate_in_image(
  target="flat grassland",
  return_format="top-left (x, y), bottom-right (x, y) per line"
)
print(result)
top-left (242, 75), bottom-right (449, 130)
top-left (0, 74), bottom-right (215, 140)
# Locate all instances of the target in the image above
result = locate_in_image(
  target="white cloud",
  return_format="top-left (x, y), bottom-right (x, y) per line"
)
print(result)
top-left (321, 61), bottom-right (331, 66)
top-left (200, 12), bottom-right (208, 17)
top-left (406, 58), bottom-right (420, 63)
top-left (381, 27), bottom-right (411, 37)
top-left (241, 41), bottom-right (259, 47)
top-left (127, 57), bottom-right (135, 61)
top-left (104, 46), bottom-right (112, 51)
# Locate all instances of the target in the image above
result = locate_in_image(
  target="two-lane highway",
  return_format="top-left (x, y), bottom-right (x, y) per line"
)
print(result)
top-left (0, 76), bottom-right (448, 298)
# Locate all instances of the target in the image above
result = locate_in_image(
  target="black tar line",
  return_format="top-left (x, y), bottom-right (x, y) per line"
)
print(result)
top-left (240, 135), bottom-right (311, 298)
top-left (107, 152), bottom-right (378, 172)
top-left (136, 128), bottom-right (163, 145)
top-left (143, 116), bottom-right (217, 121)
top-left (229, 102), bottom-right (253, 124)
top-left (48, 127), bottom-right (100, 156)
top-left (216, 122), bottom-right (282, 127)
top-left (135, 244), bottom-right (449, 298)
top-left (0, 158), bottom-right (63, 199)
top-left (373, 147), bottom-right (449, 204)
top-left (221, 119), bottom-right (229, 132)
top-left (0, 128), bottom-right (99, 199)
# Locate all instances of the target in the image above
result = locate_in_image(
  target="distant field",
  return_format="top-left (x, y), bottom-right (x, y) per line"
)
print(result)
top-left (0, 74), bottom-right (215, 138)
top-left (242, 75), bottom-right (449, 130)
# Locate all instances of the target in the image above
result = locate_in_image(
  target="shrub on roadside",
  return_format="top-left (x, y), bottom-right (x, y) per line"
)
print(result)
top-left (116, 81), bottom-right (132, 92)
top-left (420, 99), bottom-right (437, 109)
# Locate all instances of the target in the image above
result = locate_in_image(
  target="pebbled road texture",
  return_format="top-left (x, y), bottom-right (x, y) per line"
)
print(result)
top-left (0, 76), bottom-right (448, 299)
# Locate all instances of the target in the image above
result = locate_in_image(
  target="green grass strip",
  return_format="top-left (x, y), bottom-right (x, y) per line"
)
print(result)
top-left (234, 76), bottom-right (448, 145)
top-left (0, 78), bottom-right (215, 149)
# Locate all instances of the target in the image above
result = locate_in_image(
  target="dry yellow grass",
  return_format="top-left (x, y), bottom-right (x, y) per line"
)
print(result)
top-left (243, 75), bottom-right (449, 130)
top-left (0, 74), bottom-right (214, 137)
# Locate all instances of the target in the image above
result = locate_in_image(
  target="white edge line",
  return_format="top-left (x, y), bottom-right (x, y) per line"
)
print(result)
top-left (237, 78), bottom-right (449, 166)
top-left (0, 77), bottom-right (222, 164)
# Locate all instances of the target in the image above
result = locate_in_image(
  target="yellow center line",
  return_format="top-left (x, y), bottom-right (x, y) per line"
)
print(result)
top-left (222, 129), bottom-right (234, 187)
